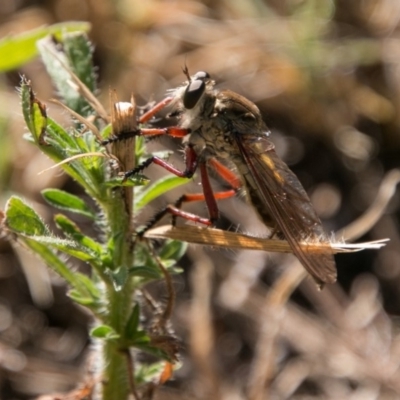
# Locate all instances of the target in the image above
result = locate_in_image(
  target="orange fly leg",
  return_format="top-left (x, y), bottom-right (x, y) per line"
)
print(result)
top-left (138, 96), bottom-right (174, 124)
top-left (124, 145), bottom-right (198, 180)
top-left (136, 153), bottom-right (240, 232)
top-left (208, 158), bottom-right (242, 190)
top-left (171, 161), bottom-right (237, 226)
top-left (170, 157), bottom-right (242, 226)
top-left (102, 95), bottom-right (190, 145)
top-left (102, 126), bottom-right (189, 145)
top-left (140, 204), bottom-right (214, 235)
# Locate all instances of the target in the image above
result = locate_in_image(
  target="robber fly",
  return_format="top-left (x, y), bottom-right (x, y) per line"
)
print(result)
top-left (113, 69), bottom-right (337, 286)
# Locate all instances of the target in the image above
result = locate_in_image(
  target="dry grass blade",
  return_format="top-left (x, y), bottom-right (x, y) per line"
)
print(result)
top-left (65, 68), bottom-right (109, 123)
top-left (37, 152), bottom-right (107, 175)
top-left (247, 262), bottom-right (306, 400)
top-left (50, 99), bottom-right (103, 141)
top-left (337, 169), bottom-right (400, 241)
top-left (144, 225), bottom-right (388, 253)
top-left (41, 42), bottom-right (109, 122)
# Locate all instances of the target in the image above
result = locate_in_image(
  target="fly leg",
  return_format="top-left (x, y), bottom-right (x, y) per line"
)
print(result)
top-left (170, 161), bottom-right (238, 227)
top-left (101, 95), bottom-right (189, 145)
top-left (102, 126), bottom-right (188, 145)
top-left (173, 158), bottom-right (242, 224)
top-left (142, 157), bottom-right (242, 232)
top-left (129, 145), bottom-right (213, 234)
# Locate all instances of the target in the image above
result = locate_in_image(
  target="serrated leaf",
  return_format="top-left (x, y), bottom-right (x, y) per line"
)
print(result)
top-left (5, 196), bottom-right (49, 236)
top-left (42, 189), bottom-right (95, 218)
top-left (0, 22), bottom-right (91, 72)
top-left (135, 175), bottom-right (190, 210)
top-left (90, 325), bottom-right (120, 339)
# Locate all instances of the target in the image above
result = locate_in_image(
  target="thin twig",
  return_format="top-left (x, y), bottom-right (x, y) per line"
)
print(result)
top-left (247, 262), bottom-right (306, 400)
top-left (50, 98), bottom-right (103, 141)
top-left (337, 169), bottom-right (400, 241)
top-left (123, 350), bottom-right (140, 400)
top-left (146, 241), bottom-right (175, 328)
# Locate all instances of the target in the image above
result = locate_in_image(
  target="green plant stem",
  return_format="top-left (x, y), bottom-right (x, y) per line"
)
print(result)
top-left (100, 192), bottom-right (134, 400)
top-left (100, 101), bottom-right (136, 400)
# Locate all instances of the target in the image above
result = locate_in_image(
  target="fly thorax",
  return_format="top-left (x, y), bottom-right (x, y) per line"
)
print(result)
top-left (179, 88), bottom-right (216, 130)
top-left (185, 131), bottom-right (206, 155)
top-left (200, 122), bottom-right (237, 159)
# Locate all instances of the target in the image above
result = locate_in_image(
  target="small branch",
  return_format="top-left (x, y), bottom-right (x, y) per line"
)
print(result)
top-left (337, 169), bottom-right (400, 241)
top-left (124, 350), bottom-right (140, 400)
top-left (148, 242), bottom-right (176, 327)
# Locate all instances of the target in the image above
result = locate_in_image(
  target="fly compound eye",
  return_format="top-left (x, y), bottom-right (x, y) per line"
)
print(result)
top-left (183, 79), bottom-right (206, 109)
top-left (193, 71), bottom-right (210, 81)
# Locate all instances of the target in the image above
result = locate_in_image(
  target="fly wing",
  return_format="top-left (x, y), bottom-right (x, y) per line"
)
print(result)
top-left (234, 134), bottom-right (337, 286)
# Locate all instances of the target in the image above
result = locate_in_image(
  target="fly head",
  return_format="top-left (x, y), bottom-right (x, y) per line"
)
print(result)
top-left (183, 71), bottom-right (211, 109)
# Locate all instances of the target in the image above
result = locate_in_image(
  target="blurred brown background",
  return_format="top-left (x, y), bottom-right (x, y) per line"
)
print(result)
top-left (1, 0), bottom-right (400, 399)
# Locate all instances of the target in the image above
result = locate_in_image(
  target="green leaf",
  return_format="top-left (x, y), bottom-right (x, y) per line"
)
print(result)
top-left (19, 78), bottom-right (47, 144)
top-left (63, 32), bottom-right (96, 93)
top-left (68, 289), bottom-right (97, 306)
top-left (90, 325), bottom-right (120, 340)
top-left (42, 189), bottom-right (95, 218)
top-left (0, 22), bottom-right (91, 71)
top-left (124, 304), bottom-right (140, 338)
top-left (15, 233), bottom-right (96, 263)
top-left (107, 267), bottom-right (128, 291)
top-left (74, 272), bottom-right (100, 299)
top-left (54, 244), bottom-right (98, 262)
top-left (159, 240), bottom-right (187, 261)
top-left (135, 175), bottom-right (190, 210)
top-left (5, 196), bottom-right (49, 236)
top-left (4, 199), bottom-right (94, 294)
top-left (129, 266), bottom-right (162, 280)
top-left (19, 79), bottom-right (104, 202)
top-left (135, 361), bottom-right (174, 385)
top-left (134, 343), bottom-right (170, 361)
top-left (37, 31), bottom-right (96, 116)
top-left (21, 235), bottom-right (76, 247)
top-left (100, 124), bottom-right (112, 141)
top-left (54, 214), bottom-right (103, 256)
top-left (18, 238), bottom-right (91, 296)
top-left (43, 119), bottom-right (105, 199)
top-left (45, 116), bottom-right (78, 150)
top-left (68, 272), bottom-right (100, 306)
top-left (105, 175), bottom-right (149, 187)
